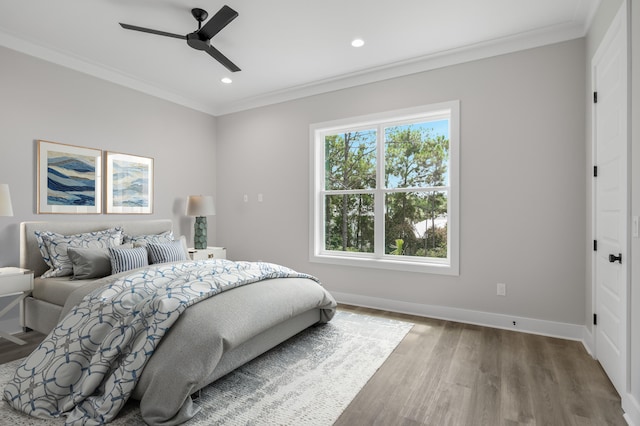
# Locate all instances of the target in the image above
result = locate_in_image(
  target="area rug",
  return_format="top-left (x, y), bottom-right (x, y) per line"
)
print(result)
top-left (0, 311), bottom-right (413, 425)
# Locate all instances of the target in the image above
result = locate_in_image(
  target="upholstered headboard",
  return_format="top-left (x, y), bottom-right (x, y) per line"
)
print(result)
top-left (20, 220), bottom-right (173, 277)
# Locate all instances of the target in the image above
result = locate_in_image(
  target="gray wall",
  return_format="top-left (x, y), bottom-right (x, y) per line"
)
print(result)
top-left (217, 39), bottom-right (587, 325)
top-left (0, 46), bottom-right (217, 330)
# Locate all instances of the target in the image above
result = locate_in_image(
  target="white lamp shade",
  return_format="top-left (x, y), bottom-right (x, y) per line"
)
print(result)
top-left (0, 184), bottom-right (13, 216)
top-left (186, 195), bottom-right (215, 216)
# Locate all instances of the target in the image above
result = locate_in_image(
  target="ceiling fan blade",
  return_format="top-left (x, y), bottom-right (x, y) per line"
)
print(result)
top-left (119, 23), bottom-right (185, 40)
top-left (198, 5), bottom-right (238, 40)
top-left (204, 45), bottom-right (241, 72)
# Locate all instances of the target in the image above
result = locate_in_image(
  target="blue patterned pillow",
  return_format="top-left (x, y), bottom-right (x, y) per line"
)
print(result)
top-left (147, 241), bottom-right (188, 264)
top-left (34, 231), bottom-right (55, 270)
top-left (109, 246), bottom-right (149, 275)
top-left (37, 228), bottom-right (124, 278)
top-left (123, 231), bottom-right (174, 246)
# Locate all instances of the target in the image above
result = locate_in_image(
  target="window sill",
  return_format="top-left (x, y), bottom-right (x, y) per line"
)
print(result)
top-left (310, 253), bottom-right (459, 276)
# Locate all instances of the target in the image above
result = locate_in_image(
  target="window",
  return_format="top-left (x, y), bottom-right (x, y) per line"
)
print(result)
top-left (309, 101), bottom-right (459, 274)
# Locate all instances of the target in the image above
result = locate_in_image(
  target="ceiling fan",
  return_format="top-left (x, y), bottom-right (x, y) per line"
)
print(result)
top-left (119, 5), bottom-right (241, 72)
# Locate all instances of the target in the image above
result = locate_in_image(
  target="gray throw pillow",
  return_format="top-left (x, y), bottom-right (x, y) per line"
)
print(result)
top-left (68, 243), bottom-right (132, 280)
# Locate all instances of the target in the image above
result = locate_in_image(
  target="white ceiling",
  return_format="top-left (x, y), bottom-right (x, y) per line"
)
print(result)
top-left (0, 0), bottom-right (599, 116)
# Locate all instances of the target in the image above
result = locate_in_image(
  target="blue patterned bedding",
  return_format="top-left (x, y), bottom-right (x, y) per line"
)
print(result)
top-left (3, 259), bottom-right (322, 425)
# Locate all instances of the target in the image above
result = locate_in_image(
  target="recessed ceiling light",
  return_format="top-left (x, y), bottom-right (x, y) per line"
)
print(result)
top-left (221, 77), bottom-right (232, 84)
top-left (351, 38), bottom-right (365, 48)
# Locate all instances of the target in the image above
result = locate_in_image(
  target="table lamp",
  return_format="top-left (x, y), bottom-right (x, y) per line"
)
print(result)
top-left (186, 195), bottom-right (215, 249)
top-left (0, 184), bottom-right (14, 217)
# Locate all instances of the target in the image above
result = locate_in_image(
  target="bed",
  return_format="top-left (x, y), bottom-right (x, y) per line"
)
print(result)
top-left (6, 220), bottom-right (336, 425)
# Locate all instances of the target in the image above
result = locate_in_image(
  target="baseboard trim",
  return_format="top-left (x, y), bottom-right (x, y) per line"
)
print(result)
top-left (623, 393), bottom-right (640, 426)
top-left (581, 324), bottom-right (595, 356)
top-left (333, 291), bottom-right (589, 344)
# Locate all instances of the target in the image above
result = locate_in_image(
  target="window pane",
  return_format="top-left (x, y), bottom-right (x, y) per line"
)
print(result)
top-left (325, 130), bottom-right (377, 190)
top-left (325, 194), bottom-right (374, 253)
top-left (385, 191), bottom-right (448, 258)
top-left (385, 120), bottom-right (449, 189)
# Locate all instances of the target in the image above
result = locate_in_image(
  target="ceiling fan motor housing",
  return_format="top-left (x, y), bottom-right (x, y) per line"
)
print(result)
top-left (187, 32), bottom-right (210, 50)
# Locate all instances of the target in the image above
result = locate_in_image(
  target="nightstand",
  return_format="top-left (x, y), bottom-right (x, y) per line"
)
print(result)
top-left (0, 267), bottom-right (33, 345)
top-left (188, 246), bottom-right (227, 261)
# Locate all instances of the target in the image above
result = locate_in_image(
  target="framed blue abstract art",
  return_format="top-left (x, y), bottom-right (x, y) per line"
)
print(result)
top-left (105, 151), bottom-right (154, 214)
top-left (37, 140), bottom-right (102, 214)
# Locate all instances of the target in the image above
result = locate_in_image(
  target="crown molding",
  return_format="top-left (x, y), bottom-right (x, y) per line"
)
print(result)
top-left (0, 29), bottom-right (218, 116)
top-left (215, 21), bottom-right (586, 115)
top-left (0, 20), bottom-right (586, 117)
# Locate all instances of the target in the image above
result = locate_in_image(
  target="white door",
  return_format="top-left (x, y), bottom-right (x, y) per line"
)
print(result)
top-left (593, 4), bottom-right (627, 397)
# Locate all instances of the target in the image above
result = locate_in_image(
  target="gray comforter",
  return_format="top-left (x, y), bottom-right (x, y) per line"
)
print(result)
top-left (4, 260), bottom-right (336, 425)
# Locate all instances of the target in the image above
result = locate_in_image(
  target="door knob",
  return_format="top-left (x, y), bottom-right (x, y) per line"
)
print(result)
top-left (609, 253), bottom-right (622, 264)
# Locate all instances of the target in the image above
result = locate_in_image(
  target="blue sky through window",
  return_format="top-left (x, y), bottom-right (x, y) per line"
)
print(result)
top-left (384, 119), bottom-right (450, 188)
top-left (387, 119), bottom-right (449, 139)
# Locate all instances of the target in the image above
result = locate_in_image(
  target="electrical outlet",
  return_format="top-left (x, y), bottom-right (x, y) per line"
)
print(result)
top-left (497, 282), bottom-right (506, 296)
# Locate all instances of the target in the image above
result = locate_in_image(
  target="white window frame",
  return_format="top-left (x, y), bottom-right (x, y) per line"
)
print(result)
top-left (309, 101), bottom-right (460, 275)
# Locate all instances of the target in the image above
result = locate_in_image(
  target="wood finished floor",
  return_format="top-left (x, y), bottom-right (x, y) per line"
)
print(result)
top-left (0, 305), bottom-right (626, 425)
top-left (335, 305), bottom-right (626, 426)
